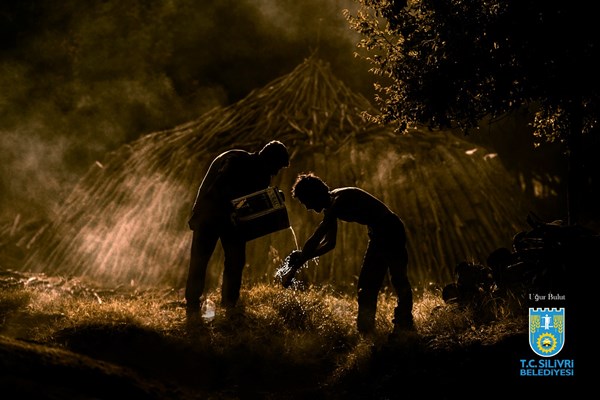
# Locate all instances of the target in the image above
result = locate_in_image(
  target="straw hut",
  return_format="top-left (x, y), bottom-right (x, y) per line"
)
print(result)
top-left (23, 56), bottom-right (530, 291)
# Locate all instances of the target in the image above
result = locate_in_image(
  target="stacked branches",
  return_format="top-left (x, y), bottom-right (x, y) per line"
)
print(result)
top-left (23, 56), bottom-right (529, 291)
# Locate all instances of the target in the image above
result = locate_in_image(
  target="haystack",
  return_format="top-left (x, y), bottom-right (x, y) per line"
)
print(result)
top-left (23, 56), bottom-right (530, 291)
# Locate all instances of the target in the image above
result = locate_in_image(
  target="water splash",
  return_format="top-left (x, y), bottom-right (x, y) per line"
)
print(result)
top-left (275, 227), bottom-right (303, 288)
top-left (288, 226), bottom-right (299, 250)
top-left (274, 250), bottom-right (299, 286)
top-left (274, 226), bottom-right (305, 288)
top-left (274, 245), bottom-right (318, 289)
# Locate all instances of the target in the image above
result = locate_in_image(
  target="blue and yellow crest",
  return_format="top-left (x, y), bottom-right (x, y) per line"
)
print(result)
top-left (529, 308), bottom-right (565, 357)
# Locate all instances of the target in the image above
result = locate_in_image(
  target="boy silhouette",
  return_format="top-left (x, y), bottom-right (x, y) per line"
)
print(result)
top-left (285, 172), bottom-right (414, 334)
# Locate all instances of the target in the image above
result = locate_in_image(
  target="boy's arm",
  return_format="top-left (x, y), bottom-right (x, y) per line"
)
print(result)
top-left (300, 215), bottom-right (337, 262)
top-left (280, 214), bottom-right (336, 288)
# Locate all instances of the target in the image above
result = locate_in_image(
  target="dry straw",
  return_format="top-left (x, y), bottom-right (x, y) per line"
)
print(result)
top-left (21, 55), bottom-right (529, 291)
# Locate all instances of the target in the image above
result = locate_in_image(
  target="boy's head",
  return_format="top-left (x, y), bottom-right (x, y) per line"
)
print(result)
top-left (291, 172), bottom-right (331, 212)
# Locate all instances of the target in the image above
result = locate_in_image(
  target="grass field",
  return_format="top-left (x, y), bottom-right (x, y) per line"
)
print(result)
top-left (0, 268), bottom-right (579, 399)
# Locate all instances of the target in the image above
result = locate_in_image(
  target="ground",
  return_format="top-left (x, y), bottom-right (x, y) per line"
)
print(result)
top-left (0, 269), bottom-right (582, 399)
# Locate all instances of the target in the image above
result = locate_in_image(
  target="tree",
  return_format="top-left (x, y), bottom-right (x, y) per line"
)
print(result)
top-left (344, 0), bottom-right (599, 225)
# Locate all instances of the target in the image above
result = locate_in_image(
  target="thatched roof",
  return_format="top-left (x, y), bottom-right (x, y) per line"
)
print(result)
top-left (24, 56), bottom-right (530, 290)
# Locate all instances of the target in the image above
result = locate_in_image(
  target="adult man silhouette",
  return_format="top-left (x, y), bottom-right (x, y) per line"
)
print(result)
top-left (186, 140), bottom-right (289, 318)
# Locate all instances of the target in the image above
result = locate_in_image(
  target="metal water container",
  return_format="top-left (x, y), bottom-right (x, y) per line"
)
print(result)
top-left (231, 186), bottom-right (290, 241)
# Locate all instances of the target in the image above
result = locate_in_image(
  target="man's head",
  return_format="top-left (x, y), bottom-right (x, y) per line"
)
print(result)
top-left (259, 140), bottom-right (290, 175)
top-left (291, 172), bottom-right (331, 212)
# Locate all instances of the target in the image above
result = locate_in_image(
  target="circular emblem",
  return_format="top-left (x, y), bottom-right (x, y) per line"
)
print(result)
top-left (536, 332), bottom-right (557, 354)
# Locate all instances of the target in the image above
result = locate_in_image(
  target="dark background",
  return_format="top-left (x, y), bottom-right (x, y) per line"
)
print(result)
top-left (0, 0), bottom-right (373, 220)
top-left (0, 2), bottom-right (588, 394)
top-left (0, 0), bottom-right (572, 225)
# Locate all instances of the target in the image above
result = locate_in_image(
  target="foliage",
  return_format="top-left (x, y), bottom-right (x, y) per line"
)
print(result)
top-left (344, 0), bottom-right (599, 147)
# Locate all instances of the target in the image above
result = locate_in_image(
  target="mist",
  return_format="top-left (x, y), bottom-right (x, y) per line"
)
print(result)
top-left (0, 0), bottom-right (368, 221)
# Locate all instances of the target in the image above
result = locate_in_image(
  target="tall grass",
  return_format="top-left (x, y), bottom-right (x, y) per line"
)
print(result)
top-left (0, 270), bottom-right (527, 398)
